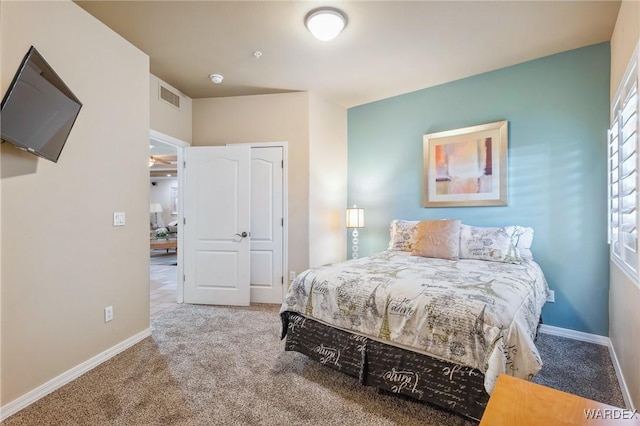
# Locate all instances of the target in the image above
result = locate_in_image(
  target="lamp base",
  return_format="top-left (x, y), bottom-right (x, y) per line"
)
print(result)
top-left (351, 228), bottom-right (359, 259)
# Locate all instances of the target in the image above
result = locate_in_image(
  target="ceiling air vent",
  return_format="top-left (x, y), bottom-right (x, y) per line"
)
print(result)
top-left (159, 84), bottom-right (180, 109)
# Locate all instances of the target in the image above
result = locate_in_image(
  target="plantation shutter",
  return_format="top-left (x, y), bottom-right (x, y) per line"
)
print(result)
top-left (609, 120), bottom-right (620, 256)
top-left (621, 83), bottom-right (638, 271)
top-left (609, 47), bottom-right (639, 277)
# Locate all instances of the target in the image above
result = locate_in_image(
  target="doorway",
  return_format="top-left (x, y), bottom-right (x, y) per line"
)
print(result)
top-left (149, 130), bottom-right (188, 319)
top-left (148, 132), bottom-right (289, 317)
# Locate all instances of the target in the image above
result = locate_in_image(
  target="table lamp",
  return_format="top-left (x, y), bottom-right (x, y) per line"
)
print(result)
top-left (346, 205), bottom-right (365, 259)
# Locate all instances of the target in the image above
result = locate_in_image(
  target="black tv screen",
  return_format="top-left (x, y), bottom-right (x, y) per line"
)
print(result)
top-left (1, 46), bottom-right (82, 163)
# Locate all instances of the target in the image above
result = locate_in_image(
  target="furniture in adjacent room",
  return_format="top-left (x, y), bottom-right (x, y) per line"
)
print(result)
top-left (150, 238), bottom-right (177, 253)
top-left (150, 221), bottom-right (178, 253)
top-left (479, 374), bottom-right (640, 425)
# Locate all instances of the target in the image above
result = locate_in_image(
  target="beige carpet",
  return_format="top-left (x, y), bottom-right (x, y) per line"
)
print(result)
top-left (1, 303), bottom-right (623, 425)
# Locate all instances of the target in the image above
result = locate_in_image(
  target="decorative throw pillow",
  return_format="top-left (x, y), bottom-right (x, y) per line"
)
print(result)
top-left (388, 220), bottom-right (420, 251)
top-left (411, 219), bottom-right (462, 260)
top-left (459, 224), bottom-right (522, 264)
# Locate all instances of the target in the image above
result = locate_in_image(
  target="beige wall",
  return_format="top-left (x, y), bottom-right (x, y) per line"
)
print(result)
top-left (610, 0), bottom-right (640, 102)
top-left (192, 92), bottom-right (311, 279)
top-left (609, 0), bottom-right (640, 410)
top-left (150, 74), bottom-right (192, 143)
top-left (610, 265), bottom-right (640, 409)
top-left (1, 0), bottom-right (149, 407)
top-left (308, 93), bottom-right (347, 267)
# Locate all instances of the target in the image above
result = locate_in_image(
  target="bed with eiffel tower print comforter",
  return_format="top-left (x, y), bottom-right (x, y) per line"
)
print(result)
top-left (280, 250), bottom-right (548, 396)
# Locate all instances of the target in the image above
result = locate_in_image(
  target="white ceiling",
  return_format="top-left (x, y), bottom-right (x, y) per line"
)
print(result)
top-left (75, 1), bottom-right (621, 108)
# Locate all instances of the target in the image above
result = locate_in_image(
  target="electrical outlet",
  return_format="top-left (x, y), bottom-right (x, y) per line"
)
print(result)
top-left (104, 306), bottom-right (114, 322)
top-left (546, 290), bottom-right (555, 303)
top-left (289, 271), bottom-right (296, 281)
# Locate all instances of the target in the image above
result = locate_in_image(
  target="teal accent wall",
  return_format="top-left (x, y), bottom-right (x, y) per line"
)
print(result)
top-left (347, 43), bottom-right (611, 336)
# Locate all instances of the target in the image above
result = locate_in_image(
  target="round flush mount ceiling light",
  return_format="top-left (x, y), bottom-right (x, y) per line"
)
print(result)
top-left (304, 7), bottom-right (347, 41)
top-left (209, 73), bottom-right (224, 84)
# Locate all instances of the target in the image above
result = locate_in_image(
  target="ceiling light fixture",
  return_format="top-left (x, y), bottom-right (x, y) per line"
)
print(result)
top-left (209, 73), bottom-right (224, 84)
top-left (305, 7), bottom-right (347, 41)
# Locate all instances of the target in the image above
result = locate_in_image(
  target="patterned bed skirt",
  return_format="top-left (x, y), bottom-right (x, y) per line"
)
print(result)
top-left (281, 311), bottom-right (489, 421)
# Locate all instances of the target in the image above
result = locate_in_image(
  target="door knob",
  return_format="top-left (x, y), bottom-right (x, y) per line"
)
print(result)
top-left (235, 231), bottom-right (248, 238)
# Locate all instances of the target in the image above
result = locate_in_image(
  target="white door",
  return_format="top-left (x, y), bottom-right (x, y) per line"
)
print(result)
top-left (183, 145), bottom-right (251, 306)
top-left (250, 147), bottom-right (284, 303)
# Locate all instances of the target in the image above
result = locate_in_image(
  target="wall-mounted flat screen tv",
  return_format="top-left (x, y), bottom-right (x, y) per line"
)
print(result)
top-left (1, 46), bottom-right (82, 163)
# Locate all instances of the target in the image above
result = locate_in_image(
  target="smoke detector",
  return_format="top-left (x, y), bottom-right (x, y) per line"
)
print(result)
top-left (209, 74), bottom-right (224, 84)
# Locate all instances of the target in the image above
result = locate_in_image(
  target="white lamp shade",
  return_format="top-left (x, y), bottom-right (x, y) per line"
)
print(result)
top-left (346, 207), bottom-right (364, 228)
top-left (305, 8), bottom-right (347, 41)
top-left (150, 203), bottom-right (163, 213)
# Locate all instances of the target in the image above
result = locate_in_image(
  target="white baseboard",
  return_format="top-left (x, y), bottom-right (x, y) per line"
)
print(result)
top-left (0, 328), bottom-right (151, 422)
top-left (539, 324), bottom-right (634, 410)
top-left (607, 341), bottom-right (635, 410)
top-left (538, 324), bottom-right (610, 346)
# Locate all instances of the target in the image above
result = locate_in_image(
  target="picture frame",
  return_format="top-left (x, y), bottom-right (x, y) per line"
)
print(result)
top-left (170, 187), bottom-right (178, 215)
top-left (423, 120), bottom-right (508, 207)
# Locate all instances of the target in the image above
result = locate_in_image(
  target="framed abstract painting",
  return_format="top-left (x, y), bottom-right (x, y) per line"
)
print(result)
top-left (423, 120), bottom-right (508, 207)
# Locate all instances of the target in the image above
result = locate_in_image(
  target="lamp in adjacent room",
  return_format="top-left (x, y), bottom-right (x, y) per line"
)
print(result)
top-left (150, 203), bottom-right (163, 229)
top-left (346, 205), bottom-right (365, 259)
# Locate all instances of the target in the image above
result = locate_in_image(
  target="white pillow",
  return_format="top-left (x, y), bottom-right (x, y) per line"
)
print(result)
top-left (388, 220), bottom-right (420, 251)
top-left (459, 224), bottom-right (522, 264)
top-left (505, 225), bottom-right (534, 259)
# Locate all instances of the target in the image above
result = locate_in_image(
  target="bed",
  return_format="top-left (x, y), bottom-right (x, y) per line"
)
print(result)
top-left (279, 220), bottom-right (548, 420)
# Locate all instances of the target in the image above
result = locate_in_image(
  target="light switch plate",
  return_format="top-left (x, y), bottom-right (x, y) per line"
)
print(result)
top-left (113, 212), bottom-right (125, 226)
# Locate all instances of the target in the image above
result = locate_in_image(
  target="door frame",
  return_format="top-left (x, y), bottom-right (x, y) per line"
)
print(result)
top-left (150, 129), bottom-right (190, 303)
top-left (229, 141), bottom-right (289, 301)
